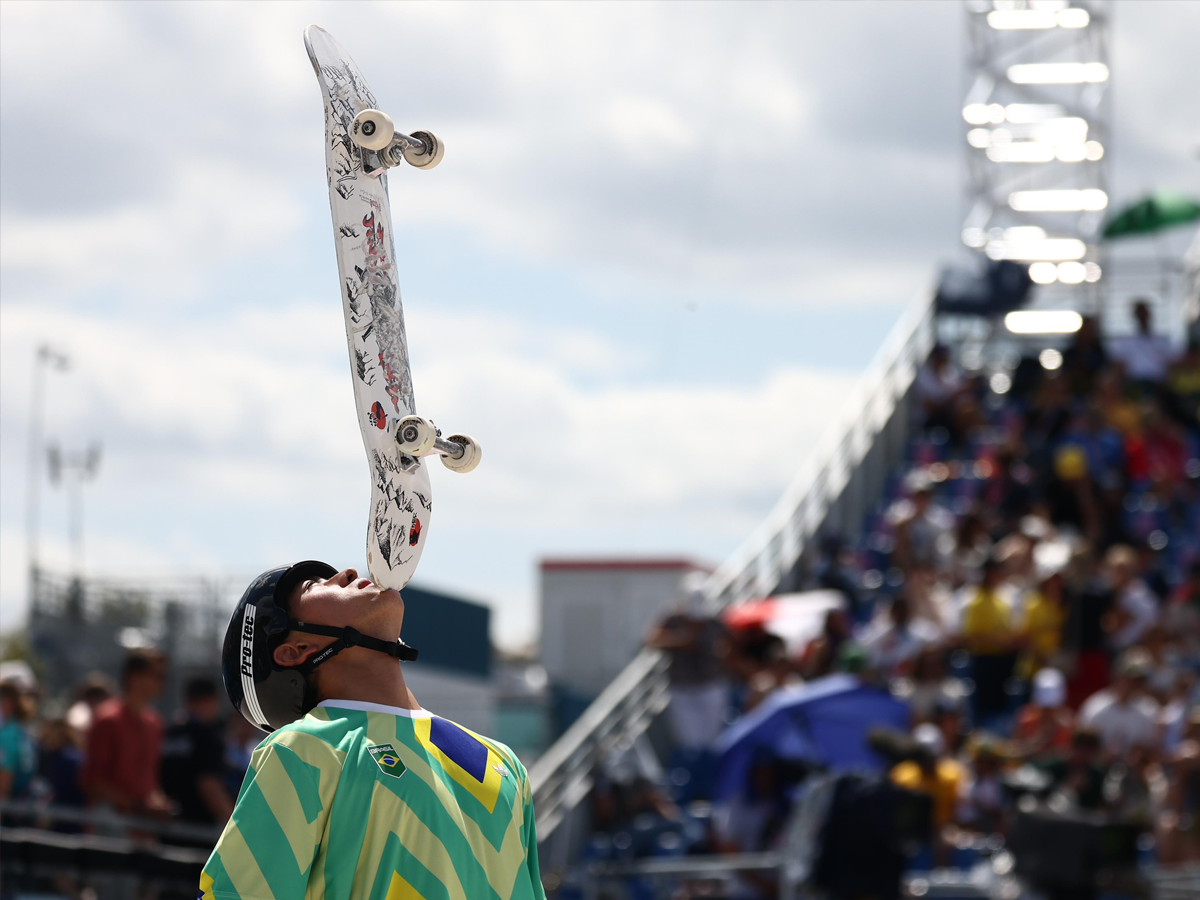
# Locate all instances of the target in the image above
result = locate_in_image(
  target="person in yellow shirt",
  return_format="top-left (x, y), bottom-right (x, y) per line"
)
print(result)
top-left (960, 558), bottom-right (1019, 722)
top-left (892, 724), bottom-right (965, 865)
top-left (1018, 571), bottom-right (1067, 679)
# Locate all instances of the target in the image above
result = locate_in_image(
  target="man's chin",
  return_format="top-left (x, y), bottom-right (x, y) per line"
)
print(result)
top-left (377, 587), bottom-right (404, 606)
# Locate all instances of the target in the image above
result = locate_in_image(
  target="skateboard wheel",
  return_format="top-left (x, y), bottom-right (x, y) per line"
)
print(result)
top-left (395, 415), bottom-right (437, 456)
top-left (351, 109), bottom-right (395, 151)
top-left (404, 131), bottom-right (444, 170)
top-left (441, 434), bottom-right (480, 473)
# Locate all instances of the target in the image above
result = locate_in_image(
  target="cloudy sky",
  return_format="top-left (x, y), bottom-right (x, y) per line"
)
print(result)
top-left (1, 1), bottom-right (1197, 649)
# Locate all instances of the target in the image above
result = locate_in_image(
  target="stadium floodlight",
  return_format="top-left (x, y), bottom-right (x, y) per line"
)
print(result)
top-left (987, 8), bottom-right (1090, 29)
top-left (1004, 104), bottom-right (1066, 123)
top-left (1040, 348), bottom-right (1065, 370)
top-left (988, 9), bottom-right (1057, 29)
top-left (1057, 261), bottom-right (1087, 283)
top-left (967, 128), bottom-right (991, 148)
top-left (987, 143), bottom-right (1057, 163)
top-left (1009, 189), bottom-right (1108, 212)
top-left (1029, 263), bottom-right (1060, 285)
top-left (1007, 62), bottom-right (1109, 84)
top-left (1005, 310), bottom-right (1084, 334)
top-left (963, 103), bottom-right (1007, 125)
top-left (986, 237), bottom-right (1087, 261)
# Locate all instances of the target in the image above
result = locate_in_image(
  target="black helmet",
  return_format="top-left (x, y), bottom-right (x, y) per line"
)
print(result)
top-left (222, 560), bottom-right (418, 732)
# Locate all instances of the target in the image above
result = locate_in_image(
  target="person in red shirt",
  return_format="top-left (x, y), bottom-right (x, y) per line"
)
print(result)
top-left (81, 648), bottom-right (172, 818)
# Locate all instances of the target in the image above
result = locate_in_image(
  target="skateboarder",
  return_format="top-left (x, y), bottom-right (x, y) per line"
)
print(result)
top-left (200, 561), bottom-right (546, 900)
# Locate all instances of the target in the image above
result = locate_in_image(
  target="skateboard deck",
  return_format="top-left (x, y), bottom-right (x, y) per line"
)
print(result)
top-left (304, 25), bottom-right (431, 591)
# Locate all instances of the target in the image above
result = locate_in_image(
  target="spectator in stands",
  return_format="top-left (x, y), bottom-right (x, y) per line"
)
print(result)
top-left (646, 580), bottom-right (730, 755)
top-left (1164, 339), bottom-right (1200, 430)
top-left (739, 632), bottom-right (792, 714)
top-left (81, 647), bottom-right (173, 820)
top-left (1013, 668), bottom-right (1074, 761)
top-left (222, 712), bottom-right (261, 798)
top-left (0, 680), bottom-right (38, 802)
top-left (713, 750), bottom-right (803, 893)
top-left (1102, 741), bottom-right (1160, 824)
top-left (799, 607), bottom-right (853, 679)
top-left (859, 596), bottom-right (939, 680)
top-left (1126, 400), bottom-right (1190, 486)
top-left (1095, 367), bottom-right (1143, 438)
top-left (960, 735), bottom-right (1010, 836)
top-left (1141, 624), bottom-right (1183, 702)
top-left (1078, 649), bottom-right (1160, 759)
top-left (37, 716), bottom-right (86, 816)
top-left (896, 645), bottom-right (967, 723)
top-left (960, 557), bottom-right (1020, 725)
top-left (1160, 671), bottom-right (1197, 754)
top-left (1109, 299), bottom-right (1176, 387)
top-left (951, 510), bottom-right (993, 587)
top-left (891, 723), bottom-right (965, 852)
top-left (892, 476), bottom-right (956, 572)
top-left (914, 344), bottom-right (965, 434)
top-left (161, 676), bottom-right (233, 827)
top-left (1164, 563), bottom-right (1200, 658)
top-left (1040, 727), bottom-right (1108, 811)
top-left (813, 535), bottom-right (865, 622)
top-left (1018, 569), bottom-right (1068, 680)
top-left (1104, 544), bottom-right (1161, 652)
top-left (65, 671), bottom-right (114, 740)
top-left (1062, 315), bottom-right (1109, 396)
top-left (1158, 708), bottom-right (1200, 863)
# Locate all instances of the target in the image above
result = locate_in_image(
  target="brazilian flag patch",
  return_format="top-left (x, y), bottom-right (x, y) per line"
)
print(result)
top-left (368, 743), bottom-right (407, 779)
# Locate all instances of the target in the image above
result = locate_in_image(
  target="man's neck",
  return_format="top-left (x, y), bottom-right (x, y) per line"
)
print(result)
top-left (317, 650), bottom-right (420, 710)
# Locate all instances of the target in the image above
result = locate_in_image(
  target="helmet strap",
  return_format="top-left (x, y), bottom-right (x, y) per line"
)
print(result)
top-left (288, 620), bottom-right (418, 675)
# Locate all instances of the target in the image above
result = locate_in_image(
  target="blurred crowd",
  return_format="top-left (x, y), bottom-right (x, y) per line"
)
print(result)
top-left (0, 648), bottom-right (261, 842)
top-left (609, 300), bottom-right (1200, 887)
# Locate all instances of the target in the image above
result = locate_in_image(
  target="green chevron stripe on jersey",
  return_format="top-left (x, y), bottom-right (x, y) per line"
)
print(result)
top-left (200, 701), bottom-right (546, 900)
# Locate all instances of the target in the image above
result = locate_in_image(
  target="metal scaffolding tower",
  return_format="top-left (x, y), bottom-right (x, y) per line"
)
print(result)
top-left (961, 0), bottom-right (1110, 309)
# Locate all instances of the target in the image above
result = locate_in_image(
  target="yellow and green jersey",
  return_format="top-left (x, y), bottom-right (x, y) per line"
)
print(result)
top-left (200, 700), bottom-right (546, 900)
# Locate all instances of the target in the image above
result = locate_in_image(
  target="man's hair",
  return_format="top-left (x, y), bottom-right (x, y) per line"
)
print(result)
top-left (77, 671), bottom-right (114, 703)
top-left (121, 647), bottom-right (165, 685)
top-left (184, 675), bottom-right (219, 702)
top-left (0, 682), bottom-right (35, 723)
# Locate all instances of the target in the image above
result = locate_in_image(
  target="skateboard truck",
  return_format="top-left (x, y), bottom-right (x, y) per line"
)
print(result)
top-left (394, 415), bottom-right (481, 473)
top-left (350, 109), bottom-right (444, 172)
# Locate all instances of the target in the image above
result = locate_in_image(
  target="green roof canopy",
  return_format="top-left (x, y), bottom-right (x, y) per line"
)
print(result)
top-left (1102, 190), bottom-right (1200, 239)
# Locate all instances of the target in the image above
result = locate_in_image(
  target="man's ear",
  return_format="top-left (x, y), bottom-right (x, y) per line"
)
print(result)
top-left (273, 637), bottom-right (322, 668)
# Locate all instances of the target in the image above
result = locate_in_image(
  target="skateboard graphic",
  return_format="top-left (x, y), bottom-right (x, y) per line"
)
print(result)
top-left (305, 25), bottom-right (480, 591)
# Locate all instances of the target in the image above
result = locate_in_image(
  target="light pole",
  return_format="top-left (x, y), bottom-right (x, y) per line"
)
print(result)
top-left (46, 442), bottom-right (103, 577)
top-left (26, 344), bottom-right (70, 607)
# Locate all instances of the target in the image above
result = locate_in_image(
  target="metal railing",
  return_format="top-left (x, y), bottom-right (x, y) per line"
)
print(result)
top-left (0, 799), bottom-right (222, 845)
top-left (530, 286), bottom-right (937, 846)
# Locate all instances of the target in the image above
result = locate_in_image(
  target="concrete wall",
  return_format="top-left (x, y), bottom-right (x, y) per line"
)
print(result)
top-left (539, 560), bottom-right (707, 697)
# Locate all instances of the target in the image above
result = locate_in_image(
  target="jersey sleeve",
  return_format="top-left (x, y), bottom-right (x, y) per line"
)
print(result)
top-left (519, 761), bottom-right (548, 900)
top-left (200, 730), bottom-right (341, 900)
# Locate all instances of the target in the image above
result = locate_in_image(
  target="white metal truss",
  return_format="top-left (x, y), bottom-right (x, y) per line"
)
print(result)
top-left (961, 0), bottom-right (1110, 306)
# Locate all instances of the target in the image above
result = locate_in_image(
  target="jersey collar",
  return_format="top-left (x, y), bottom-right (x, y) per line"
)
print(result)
top-left (317, 698), bottom-right (431, 718)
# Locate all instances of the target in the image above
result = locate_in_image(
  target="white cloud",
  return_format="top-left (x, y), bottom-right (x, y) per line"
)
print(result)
top-left (0, 300), bottom-right (854, 645)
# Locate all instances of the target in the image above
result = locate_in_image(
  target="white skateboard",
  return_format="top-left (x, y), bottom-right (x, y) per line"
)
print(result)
top-left (305, 25), bottom-right (480, 591)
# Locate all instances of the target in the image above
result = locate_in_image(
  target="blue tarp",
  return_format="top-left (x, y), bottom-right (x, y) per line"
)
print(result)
top-left (712, 674), bottom-right (910, 800)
